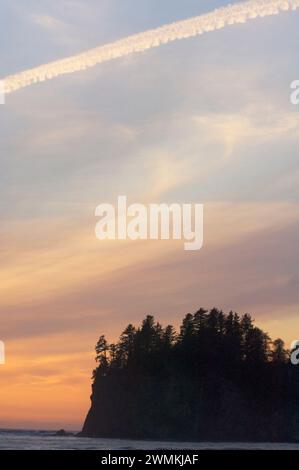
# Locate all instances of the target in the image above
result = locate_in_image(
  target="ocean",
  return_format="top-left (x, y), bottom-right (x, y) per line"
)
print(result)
top-left (0, 429), bottom-right (299, 450)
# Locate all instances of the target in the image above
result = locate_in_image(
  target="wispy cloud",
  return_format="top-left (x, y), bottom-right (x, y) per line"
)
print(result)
top-left (30, 14), bottom-right (66, 31)
top-left (3, 0), bottom-right (299, 94)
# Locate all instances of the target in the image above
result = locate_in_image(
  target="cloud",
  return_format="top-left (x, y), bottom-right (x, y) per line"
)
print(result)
top-left (31, 14), bottom-right (66, 31)
top-left (2, 0), bottom-right (299, 429)
top-left (27, 11), bottom-right (84, 49)
top-left (1, 202), bottom-right (299, 427)
top-left (3, 0), bottom-right (299, 94)
top-left (193, 107), bottom-right (299, 159)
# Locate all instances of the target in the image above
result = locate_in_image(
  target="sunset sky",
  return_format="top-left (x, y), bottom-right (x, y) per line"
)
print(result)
top-left (0, 0), bottom-right (299, 430)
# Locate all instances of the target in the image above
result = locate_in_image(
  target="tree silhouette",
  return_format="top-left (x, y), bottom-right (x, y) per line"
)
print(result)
top-left (81, 308), bottom-right (299, 442)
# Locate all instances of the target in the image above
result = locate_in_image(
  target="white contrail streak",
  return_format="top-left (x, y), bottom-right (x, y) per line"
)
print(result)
top-left (2, 0), bottom-right (299, 95)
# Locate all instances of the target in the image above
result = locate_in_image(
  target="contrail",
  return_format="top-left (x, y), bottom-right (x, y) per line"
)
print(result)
top-left (2, 0), bottom-right (299, 95)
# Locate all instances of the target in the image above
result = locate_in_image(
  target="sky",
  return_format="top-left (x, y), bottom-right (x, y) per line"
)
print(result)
top-left (0, 0), bottom-right (299, 430)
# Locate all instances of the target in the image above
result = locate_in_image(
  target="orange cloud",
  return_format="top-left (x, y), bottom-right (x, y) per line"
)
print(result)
top-left (1, 201), bottom-right (299, 428)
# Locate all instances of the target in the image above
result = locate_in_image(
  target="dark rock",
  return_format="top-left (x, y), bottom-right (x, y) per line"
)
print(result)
top-left (55, 429), bottom-right (73, 437)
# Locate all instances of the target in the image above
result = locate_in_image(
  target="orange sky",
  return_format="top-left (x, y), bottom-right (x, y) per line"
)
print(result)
top-left (1, 1), bottom-right (299, 430)
top-left (1, 203), bottom-right (299, 429)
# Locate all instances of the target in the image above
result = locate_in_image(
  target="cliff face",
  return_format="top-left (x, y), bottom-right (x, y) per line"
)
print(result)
top-left (81, 369), bottom-right (299, 441)
top-left (82, 375), bottom-right (137, 438)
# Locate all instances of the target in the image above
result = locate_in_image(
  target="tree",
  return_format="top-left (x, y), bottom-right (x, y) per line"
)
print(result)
top-left (179, 313), bottom-right (194, 342)
top-left (193, 308), bottom-right (208, 333)
top-left (95, 335), bottom-right (109, 375)
top-left (118, 324), bottom-right (136, 365)
top-left (163, 325), bottom-right (176, 347)
top-left (245, 327), bottom-right (270, 364)
top-left (95, 335), bottom-right (108, 362)
top-left (272, 338), bottom-right (288, 364)
top-left (84, 308), bottom-right (296, 442)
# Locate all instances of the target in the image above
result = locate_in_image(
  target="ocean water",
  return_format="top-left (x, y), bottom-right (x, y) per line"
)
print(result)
top-left (0, 429), bottom-right (299, 450)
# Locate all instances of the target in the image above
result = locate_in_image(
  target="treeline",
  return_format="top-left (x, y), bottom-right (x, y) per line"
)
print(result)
top-left (81, 309), bottom-right (299, 442)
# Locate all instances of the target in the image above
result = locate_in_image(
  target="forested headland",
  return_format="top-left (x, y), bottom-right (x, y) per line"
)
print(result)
top-left (81, 308), bottom-right (299, 442)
